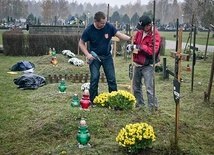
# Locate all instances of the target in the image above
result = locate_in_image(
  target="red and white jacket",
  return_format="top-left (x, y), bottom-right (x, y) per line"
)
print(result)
top-left (133, 28), bottom-right (161, 66)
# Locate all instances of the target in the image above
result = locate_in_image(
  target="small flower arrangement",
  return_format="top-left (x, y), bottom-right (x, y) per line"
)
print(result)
top-left (93, 90), bottom-right (136, 110)
top-left (108, 90), bottom-right (136, 110)
top-left (93, 92), bottom-right (110, 107)
top-left (116, 122), bottom-right (156, 153)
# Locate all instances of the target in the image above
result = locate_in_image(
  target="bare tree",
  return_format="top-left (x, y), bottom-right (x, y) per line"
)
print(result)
top-left (171, 0), bottom-right (180, 22)
top-left (52, 0), bottom-right (69, 21)
top-left (41, 0), bottom-right (54, 24)
top-left (131, 12), bottom-right (139, 26)
top-left (0, 0), bottom-right (9, 20)
top-left (27, 0), bottom-right (42, 19)
top-left (41, 0), bottom-right (68, 25)
top-left (1, 0), bottom-right (212, 28)
top-left (0, 0), bottom-right (28, 21)
top-left (200, 0), bottom-right (214, 27)
top-left (182, 0), bottom-right (202, 25)
top-left (148, 0), bottom-right (170, 24)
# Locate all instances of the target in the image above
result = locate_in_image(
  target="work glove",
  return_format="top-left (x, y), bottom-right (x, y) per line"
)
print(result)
top-left (126, 44), bottom-right (140, 53)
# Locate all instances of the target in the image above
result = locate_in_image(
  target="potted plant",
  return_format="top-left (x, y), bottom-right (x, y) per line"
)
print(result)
top-left (93, 92), bottom-right (110, 107)
top-left (93, 90), bottom-right (136, 110)
top-left (116, 122), bottom-right (156, 153)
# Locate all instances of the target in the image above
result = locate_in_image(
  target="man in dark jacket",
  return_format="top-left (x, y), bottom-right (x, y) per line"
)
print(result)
top-left (79, 11), bottom-right (132, 105)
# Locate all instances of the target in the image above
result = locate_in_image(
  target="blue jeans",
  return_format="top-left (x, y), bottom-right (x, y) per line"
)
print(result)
top-left (133, 65), bottom-right (158, 108)
top-left (89, 54), bottom-right (117, 103)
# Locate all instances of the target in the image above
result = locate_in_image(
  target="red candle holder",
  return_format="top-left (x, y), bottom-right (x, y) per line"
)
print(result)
top-left (186, 64), bottom-right (191, 71)
top-left (80, 90), bottom-right (91, 110)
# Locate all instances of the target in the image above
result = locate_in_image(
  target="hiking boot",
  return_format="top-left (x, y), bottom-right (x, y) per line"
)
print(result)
top-left (135, 104), bottom-right (145, 108)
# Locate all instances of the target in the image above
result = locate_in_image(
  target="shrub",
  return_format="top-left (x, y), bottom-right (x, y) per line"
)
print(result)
top-left (116, 122), bottom-right (156, 153)
top-left (2, 29), bottom-right (26, 56)
top-left (93, 92), bottom-right (110, 107)
top-left (93, 90), bottom-right (136, 110)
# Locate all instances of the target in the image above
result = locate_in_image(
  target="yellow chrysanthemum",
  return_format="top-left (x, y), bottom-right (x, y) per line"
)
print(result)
top-left (94, 90), bottom-right (137, 110)
top-left (93, 92), bottom-right (110, 106)
top-left (116, 122), bottom-right (156, 152)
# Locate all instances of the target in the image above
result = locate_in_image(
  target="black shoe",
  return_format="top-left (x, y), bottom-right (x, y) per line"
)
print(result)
top-left (90, 103), bottom-right (95, 108)
top-left (149, 107), bottom-right (159, 111)
top-left (135, 104), bottom-right (144, 108)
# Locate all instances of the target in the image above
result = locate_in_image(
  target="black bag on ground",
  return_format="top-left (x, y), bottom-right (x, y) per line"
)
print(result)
top-left (14, 73), bottom-right (46, 90)
top-left (10, 60), bottom-right (35, 71)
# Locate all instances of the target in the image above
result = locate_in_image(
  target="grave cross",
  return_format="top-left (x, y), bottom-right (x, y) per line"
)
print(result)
top-left (191, 26), bottom-right (197, 92)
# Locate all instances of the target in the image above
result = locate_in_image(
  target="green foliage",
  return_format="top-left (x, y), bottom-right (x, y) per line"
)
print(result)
top-left (1, 30), bottom-right (79, 56)
top-left (159, 31), bottom-right (214, 46)
top-left (93, 90), bottom-right (136, 110)
top-left (111, 11), bottom-right (121, 23)
top-left (108, 90), bottom-right (136, 110)
top-left (27, 34), bottom-right (79, 56)
top-left (27, 13), bottom-right (35, 24)
top-left (122, 14), bottom-right (130, 24)
top-left (93, 92), bottom-right (110, 107)
top-left (131, 13), bottom-right (140, 26)
top-left (2, 30), bottom-right (26, 56)
top-left (143, 10), bottom-right (153, 19)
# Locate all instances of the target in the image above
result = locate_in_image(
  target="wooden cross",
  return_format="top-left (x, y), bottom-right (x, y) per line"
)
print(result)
top-left (174, 28), bottom-right (182, 149)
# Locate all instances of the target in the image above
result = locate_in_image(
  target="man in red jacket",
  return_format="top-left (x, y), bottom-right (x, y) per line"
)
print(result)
top-left (127, 15), bottom-right (161, 109)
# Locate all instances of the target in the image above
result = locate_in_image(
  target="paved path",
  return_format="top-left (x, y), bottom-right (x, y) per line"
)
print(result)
top-left (165, 40), bottom-right (214, 52)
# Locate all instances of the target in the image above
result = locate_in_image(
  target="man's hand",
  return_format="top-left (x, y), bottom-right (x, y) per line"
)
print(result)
top-left (126, 44), bottom-right (139, 53)
top-left (86, 53), bottom-right (94, 64)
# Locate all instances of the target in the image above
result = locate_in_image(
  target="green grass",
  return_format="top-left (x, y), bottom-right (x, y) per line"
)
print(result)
top-left (159, 31), bottom-right (214, 46)
top-left (0, 51), bottom-right (213, 154)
